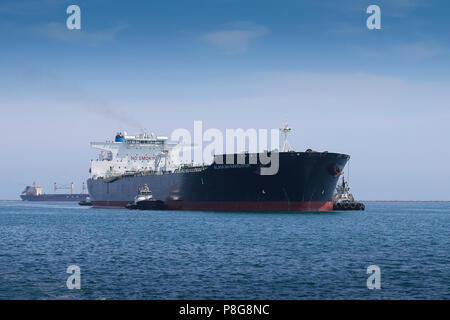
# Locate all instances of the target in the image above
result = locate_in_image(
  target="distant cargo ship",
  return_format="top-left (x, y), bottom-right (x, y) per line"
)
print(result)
top-left (20, 182), bottom-right (89, 202)
top-left (87, 125), bottom-right (350, 211)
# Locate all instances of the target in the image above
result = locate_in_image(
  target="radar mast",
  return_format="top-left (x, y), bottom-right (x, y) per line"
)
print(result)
top-left (280, 122), bottom-right (292, 152)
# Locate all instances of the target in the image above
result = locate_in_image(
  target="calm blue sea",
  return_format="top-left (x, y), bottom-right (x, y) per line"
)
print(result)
top-left (0, 201), bottom-right (449, 300)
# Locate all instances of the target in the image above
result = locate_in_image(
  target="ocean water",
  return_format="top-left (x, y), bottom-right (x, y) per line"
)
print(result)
top-left (0, 201), bottom-right (448, 300)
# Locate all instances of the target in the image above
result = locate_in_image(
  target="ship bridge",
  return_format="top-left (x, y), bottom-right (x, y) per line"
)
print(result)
top-left (90, 131), bottom-right (179, 178)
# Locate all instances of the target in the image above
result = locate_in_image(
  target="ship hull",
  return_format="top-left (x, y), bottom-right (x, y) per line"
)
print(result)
top-left (20, 194), bottom-right (88, 202)
top-left (87, 151), bottom-right (349, 212)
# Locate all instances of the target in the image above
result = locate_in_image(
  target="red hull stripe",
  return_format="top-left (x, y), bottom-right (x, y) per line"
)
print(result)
top-left (91, 201), bottom-right (334, 212)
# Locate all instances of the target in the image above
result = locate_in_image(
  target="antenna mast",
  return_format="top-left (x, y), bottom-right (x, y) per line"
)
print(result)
top-left (280, 122), bottom-right (292, 152)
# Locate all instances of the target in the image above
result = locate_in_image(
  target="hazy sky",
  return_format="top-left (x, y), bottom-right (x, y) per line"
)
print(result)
top-left (1, 0), bottom-right (449, 200)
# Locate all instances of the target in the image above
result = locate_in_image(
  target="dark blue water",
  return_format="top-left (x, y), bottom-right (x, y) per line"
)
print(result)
top-left (0, 201), bottom-right (449, 299)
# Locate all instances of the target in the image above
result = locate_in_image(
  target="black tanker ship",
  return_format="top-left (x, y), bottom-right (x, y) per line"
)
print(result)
top-left (87, 129), bottom-right (349, 211)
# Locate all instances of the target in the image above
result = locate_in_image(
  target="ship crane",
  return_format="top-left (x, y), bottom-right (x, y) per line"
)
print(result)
top-left (54, 182), bottom-right (74, 195)
top-left (280, 122), bottom-right (293, 152)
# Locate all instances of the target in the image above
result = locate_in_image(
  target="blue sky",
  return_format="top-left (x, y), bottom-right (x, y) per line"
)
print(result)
top-left (1, 0), bottom-right (450, 199)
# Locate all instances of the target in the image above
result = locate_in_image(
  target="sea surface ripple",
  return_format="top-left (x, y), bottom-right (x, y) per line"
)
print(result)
top-left (0, 201), bottom-right (449, 299)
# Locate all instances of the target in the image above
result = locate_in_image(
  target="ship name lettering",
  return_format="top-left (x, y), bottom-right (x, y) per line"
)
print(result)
top-left (214, 164), bottom-right (250, 169)
top-left (130, 156), bottom-right (155, 161)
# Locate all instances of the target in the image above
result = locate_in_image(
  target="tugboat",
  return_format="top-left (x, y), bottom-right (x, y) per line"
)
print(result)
top-left (333, 177), bottom-right (365, 211)
top-left (126, 184), bottom-right (165, 210)
top-left (78, 196), bottom-right (93, 206)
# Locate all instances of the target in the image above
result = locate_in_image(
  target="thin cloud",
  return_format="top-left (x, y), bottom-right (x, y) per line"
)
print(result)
top-left (0, 0), bottom-right (70, 15)
top-left (391, 0), bottom-right (429, 9)
top-left (202, 22), bottom-right (268, 54)
top-left (393, 41), bottom-right (446, 60)
top-left (35, 22), bottom-right (126, 45)
top-left (353, 41), bottom-right (447, 61)
top-left (330, 23), bottom-right (362, 36)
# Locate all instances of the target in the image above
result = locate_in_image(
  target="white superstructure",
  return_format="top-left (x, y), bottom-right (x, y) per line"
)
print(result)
top-left (334, 177), bottom-right (355, 203)
top-left (90, 131), bottom-right (179, 178)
